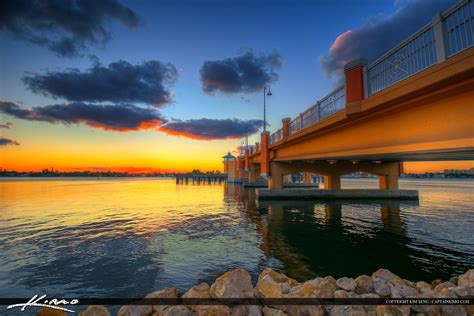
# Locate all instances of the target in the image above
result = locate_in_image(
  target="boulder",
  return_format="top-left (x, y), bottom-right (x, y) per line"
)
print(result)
top-left (390, 283), bottom-right (419, 298)
top-left (441, 305), bottom-right (467, 316)
top-left (34, 308), bottom-right (67, 316)
top-left (431, 279), bottom-right (443, 288)
top-left (334, 290), bottom-right (349, 299)
top-left (372, 269), bottom-right (402, 283)
top-left (287, 278), bottom-right (322, 298)
top-left (434, 281), bottom-right (455, 294)
top-left (375, 305), bottom-right (409, 316)
top-left (78, 306), bottom-right (111, 316)
top-left (373, 277), bottom-right (391, 297)
top-left (329, 306), bottom-right (366, 316)
top-left (415, 281), bottom-right (432, 293)
top-left (146, 288), bottom-right (179, 314)
top-left (210, 269), bottom-right (254, 298)
top-left (155, 306), bottom-right (194, 316)
top-left (354, 275), bottom-right (373, 294)
top-left (256, 275), bottom-right (283, 298)
top-left (280, 282), bottom-right (291, 294)
top-left (453, 286), bottom-right (474, 298)
top-left (411, 302), bottom-right (441, 316)
top-left (258, 268), bottom-right (298, 286)
top-left (117, 305), bottom-right (153, 316)
top-left (449, 276), bottom-right (459, 285)
top-left (232, 305), bottom-right (262, 316)
top-left (458, 269), bottom-right (474, 288)
top-left (195, 305), bottom-right (232, 316)
top-left (437, 287), bottom-right (458, 298)
top-left (336, 277), bottom-right (356, 292)
top-left (262, 307), bottom-right (287, 316)
top-left (183, 283), bottom-right (211, 299)
top-left (286, 305), bottom-right (323, 316)
top-left (312, 277), bottom-right (336, 298)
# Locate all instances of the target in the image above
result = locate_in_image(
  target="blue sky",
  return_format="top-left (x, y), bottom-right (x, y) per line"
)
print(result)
top-left (0, 0), bottom-right (459, 171)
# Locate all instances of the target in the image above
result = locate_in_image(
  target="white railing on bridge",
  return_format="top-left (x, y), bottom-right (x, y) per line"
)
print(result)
top-left (445, 0), bottom-right (474, 57)
top-left (268, 0), bottom-right (472, 145)
top-left (367, 0), bottom-right (473, 95)
top-left (269, 128), bottom-right (283, 144)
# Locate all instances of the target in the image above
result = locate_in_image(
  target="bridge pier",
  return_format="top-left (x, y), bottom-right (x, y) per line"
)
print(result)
top-left (323, 175), bottom-right (341, 190)
top-left (267, 160), bottom-right (401, 191)
top-left (303, 172), bottom-right (312, 184)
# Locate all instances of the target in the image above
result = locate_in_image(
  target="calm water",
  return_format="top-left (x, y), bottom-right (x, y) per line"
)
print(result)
top-left (0, 177), bottom-right (473, 300)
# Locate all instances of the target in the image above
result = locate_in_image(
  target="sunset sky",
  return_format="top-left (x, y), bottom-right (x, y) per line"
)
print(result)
top-left (1, 0), bottom-right (471, 173)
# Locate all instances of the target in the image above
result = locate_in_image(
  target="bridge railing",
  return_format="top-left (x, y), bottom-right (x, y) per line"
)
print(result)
top-left (269, 128), bottom-right (283, 144)
top-left (444, 0), bottom-right (474, 57)
top-left (289, 85), bottom-right (346, 136)
top-left (367, 0), bottom-right (473, 95)
top-left (267, 0), bottom-right (472, 146)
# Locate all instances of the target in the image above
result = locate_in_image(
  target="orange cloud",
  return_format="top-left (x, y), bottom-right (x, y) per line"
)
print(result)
top-left (330, 30), bottom-right (352, 52)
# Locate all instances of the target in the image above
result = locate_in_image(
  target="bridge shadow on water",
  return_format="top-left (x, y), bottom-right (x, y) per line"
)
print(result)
top-left (224, 183), bottom-right (470, 282)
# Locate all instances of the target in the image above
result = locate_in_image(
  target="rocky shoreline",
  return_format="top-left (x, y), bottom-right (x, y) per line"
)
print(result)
top-left (44, 268), bottom-right (473, 316)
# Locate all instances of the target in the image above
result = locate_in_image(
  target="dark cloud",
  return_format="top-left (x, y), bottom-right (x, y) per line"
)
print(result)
top-left (23, 60), bottom-right (178, 106)
top-left (0, 122), bottom-right (13, 129)
top-left (320, 0), bottom-right (456, 80)
top-left (0, 101), bottom-right (164, 132)
top-left (160, 118), bottom-right (264, 140)
top-left (200, 51), bottom-right (282, 94)
top-left (0, 0), bottom-right (139, 57)
top-left (0, 137), bottom-right (20, 146)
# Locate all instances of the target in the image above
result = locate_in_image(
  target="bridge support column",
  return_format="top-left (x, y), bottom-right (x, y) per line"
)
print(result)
top-left (268, 162), bottom-right (284, 190)
top-left (323, 175), bottom-right (341, 190)
top-left (249, 164), bottom-right (259, 183)
top-left (378, 165), bottom-right (399, 190)
top-left (303, 171), bottom-right (312, 184)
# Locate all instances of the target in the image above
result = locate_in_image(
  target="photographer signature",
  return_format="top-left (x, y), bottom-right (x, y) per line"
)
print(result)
top-left (7, 294), bottom-right (78, 313)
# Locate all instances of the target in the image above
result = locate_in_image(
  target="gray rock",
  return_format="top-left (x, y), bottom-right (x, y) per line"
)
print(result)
top-left (210, 268), bottom-right (254, 298)
top-left (280, 282), bottom-right (291, 294)
top-left (232, 305), bottom-right (262, 316)
top-left (262, 307), bottom-right (287, 316)
top-left (458, 269), bottom-right (474, 288)
top-left (336, 277), bottom-right (356, 291)
top-left (329, 306), bottom-right (366, 316)
top-left (375, 305), bottom-right (409, 315)
top-left (434, 281), bottom-right (455, 294)
top-left (390, 283), bottom-right (419, 298)
top-left (117, 305), bottom-right (153, 316)
top-left (286, 305), bottom-right (323, 316)
top-left (354, 275), bottom-right (373, 294)
top-left (157, 306), bottom-right (194, 316)
top-left (441, 305), bottom-right (467, 316)
top-left (452, 286), bottom-right (474, 298)
top-left (449, 276), bottom-right (459, 285)
top-left (373, 277), bottom-right (391, 297)
top-left (372, 269), bottom-right (402, 283)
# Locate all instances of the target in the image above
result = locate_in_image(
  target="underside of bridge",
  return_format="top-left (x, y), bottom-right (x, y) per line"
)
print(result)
top-left (242, 47), bottom-right (474, 191)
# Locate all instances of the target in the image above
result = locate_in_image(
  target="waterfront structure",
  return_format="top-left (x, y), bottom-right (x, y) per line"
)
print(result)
top-left (224, 1), bottom-right (474, 192)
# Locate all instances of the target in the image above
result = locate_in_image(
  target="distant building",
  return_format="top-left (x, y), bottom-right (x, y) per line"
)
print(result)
top-left (444, 169), bottom-right (469, 175)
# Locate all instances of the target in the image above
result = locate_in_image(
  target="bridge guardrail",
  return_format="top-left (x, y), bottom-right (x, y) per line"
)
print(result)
top-left (367, 0), bottom-right (473, 95)
top-left (268, 0), bottom-right (472, 146)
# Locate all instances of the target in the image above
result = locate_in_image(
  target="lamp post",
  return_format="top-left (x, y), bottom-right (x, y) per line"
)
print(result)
top-left (263, 85), bottom-right (272, 132)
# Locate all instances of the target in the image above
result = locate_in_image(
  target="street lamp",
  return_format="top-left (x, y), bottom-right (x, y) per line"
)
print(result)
top-left (263, 85), bottom-right (272, 132)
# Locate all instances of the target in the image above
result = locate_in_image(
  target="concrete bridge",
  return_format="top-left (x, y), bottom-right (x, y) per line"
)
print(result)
top-left (224, 1), bottom-right (474, 196)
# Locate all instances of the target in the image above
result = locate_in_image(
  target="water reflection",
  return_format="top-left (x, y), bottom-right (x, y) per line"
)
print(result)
top-left (0, 178), bottom-right (471, 303)
top-left (225, 183), bottom-right (472, 282)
